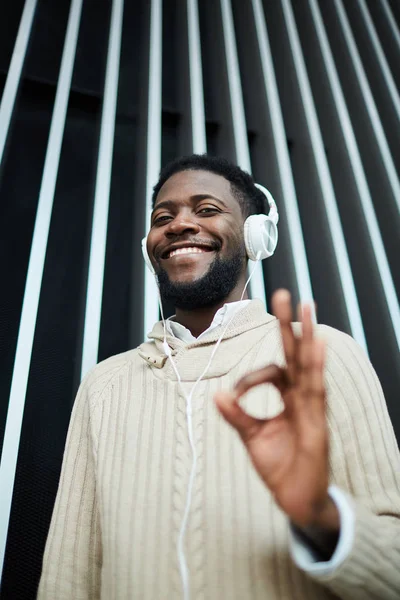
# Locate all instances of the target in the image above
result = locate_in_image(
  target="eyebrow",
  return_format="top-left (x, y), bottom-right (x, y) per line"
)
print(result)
top-left (151, 194), bottom-right (228, 216)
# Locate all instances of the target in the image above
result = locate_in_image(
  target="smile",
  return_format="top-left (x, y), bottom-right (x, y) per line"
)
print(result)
top-left (166, 246), bottom-right (214, 259)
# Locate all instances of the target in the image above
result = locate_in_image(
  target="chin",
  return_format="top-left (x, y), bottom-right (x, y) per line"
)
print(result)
top-left (157, 249), bottom-right (245, 311)
top-left (165, 266), bottom-right (208, 284)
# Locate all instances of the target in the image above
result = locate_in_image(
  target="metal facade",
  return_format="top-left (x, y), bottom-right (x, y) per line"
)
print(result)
top-left (0, 0), bottom-right (399, 596)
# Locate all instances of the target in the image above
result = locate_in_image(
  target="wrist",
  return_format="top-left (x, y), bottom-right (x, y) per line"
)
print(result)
top-left (308, 495), bottom-right (340, 533)
top-left (293, 495), bottom-right (340, 561)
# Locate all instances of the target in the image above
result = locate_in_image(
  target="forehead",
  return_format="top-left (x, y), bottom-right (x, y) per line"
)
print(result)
top-left (154, 169), bottom-right (237, 207)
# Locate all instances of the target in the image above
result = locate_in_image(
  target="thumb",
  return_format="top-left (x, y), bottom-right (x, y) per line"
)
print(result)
top-left (214, 390), bottom-right (264, 442)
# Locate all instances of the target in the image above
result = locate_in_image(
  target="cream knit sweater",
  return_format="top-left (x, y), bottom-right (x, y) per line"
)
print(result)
top-left (37, 300), bottom-right (400, 599)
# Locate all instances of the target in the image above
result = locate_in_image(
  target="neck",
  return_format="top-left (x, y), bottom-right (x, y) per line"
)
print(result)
top-left (174, 284), bottom-right (249, 338)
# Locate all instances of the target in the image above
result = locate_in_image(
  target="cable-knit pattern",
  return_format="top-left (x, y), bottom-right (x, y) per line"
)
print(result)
top-left (37, 301), bottom-right (400, 599)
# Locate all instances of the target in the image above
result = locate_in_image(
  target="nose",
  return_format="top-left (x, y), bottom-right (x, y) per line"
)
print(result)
top-left (165, 213), bottom-right (200, 238)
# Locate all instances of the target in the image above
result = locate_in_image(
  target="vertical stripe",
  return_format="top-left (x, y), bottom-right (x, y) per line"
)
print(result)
top-left (199, 381), bottom-right (209, 599)
top-left (171, 383), bottom-right (182, 596)
top-left (0, 0), bottom-right (38, 168)
top-left (0, 0), bottom-right (83, 582)
top-left (71, 415), bottom-right (93, 599)
top-left (108, 377), bottom-right (124, 600)
top-left (143, 0), bottom-right (163, 340)
top-left (187, 0), bottom-right (207, 153)
top-left (151, 379), bottom-right (169, 598)
top-left (219, 0), bottom-right (251, 172)
top-left (80, 0), bottom-right (125, 379)
top-left (309, 0), bottom-right (400, 351)
top-left (281, 0), bottom-right (368, 352)
top-left (56, 389), bottom-right (90, 597)
top-left (380, 0), bottom-right (400, 51)
top-left (214, 385), bottom-right (224, 597)
top-left (334, 0), bottom-right (400, 213)
top-left (115, 365), bottom-right (133, 593)
top-left (202, 378), bottom-right (217, 596)
top-left (244, 458), bottom-right (257, 598)
top-left (137, 379), bottom-right (158, 591)
top-left (126, 368), bottom-right (145, 597)
top-left (219, 0), bottom-right (266, 306)
top-left (357, 0), bottom-right (400, 124)
top-left (250, 0), bottom-right (314, 306)
top-left (96, 379), bottom-right (116, 599)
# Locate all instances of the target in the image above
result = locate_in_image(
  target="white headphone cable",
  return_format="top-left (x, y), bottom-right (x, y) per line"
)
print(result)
top-left (156, 252), bottom-right (262, 600)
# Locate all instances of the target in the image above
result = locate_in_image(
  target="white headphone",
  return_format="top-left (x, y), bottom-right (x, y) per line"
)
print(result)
top-left (141, 183), bottom-right (279, 273)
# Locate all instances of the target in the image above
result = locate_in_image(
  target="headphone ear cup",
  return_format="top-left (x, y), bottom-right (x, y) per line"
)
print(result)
top-left (141, 237), bottom-right (156, 275)
top-left (244, 215), bottom-right (278, 260)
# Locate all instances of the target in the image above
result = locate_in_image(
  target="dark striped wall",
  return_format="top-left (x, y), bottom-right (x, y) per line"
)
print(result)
top-left (0, 0), bottom-right (399, 597)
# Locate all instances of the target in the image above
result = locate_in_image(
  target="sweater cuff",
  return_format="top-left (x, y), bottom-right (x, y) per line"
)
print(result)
top-left (289, 485), bottom-right (355, 576)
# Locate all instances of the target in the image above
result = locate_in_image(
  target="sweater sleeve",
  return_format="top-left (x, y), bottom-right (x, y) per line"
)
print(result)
top-left (304, 328), bottom-right (400, 599)
top-left (37, 374), bottom-right (102, 600)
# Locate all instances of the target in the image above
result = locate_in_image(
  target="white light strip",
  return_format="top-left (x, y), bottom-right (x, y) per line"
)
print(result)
top-left (0, 0), bottom-right (83, 581)
top-left (380, 0), bottom-right (400, 51)
top-left (187, 0), bottom-right (207, 154)
top-left (0, 0), bottom-right (38, 168)
top-left (143, 0), bottom-right (162, 341)
top-left (335, 0), bottom-right (400, 214)
top-left (309, 0), bottom-right (400, 350)
top-left (220, 0), bottom-right (266, 305)
top-left (80, 0), bottom-right (124, 379)
top-left (282, 0), bottom-right (368, 352)
top-left (220, 0), bottom-right (251, 170)
top-left (251, 0), bottom-right (314, 306)
top-left (357, 0), bottom-right (400, 125)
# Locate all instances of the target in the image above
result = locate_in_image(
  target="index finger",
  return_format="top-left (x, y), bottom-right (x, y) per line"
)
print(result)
top-left (234, 364), bottom-right (288, 398)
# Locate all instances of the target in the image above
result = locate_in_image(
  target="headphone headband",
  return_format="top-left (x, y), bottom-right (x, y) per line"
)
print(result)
top-left (254, 183), bottom-right (279, 226)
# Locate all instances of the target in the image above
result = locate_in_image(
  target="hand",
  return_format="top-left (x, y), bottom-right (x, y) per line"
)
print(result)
top-left (215, 289), bottom-right (339, 532)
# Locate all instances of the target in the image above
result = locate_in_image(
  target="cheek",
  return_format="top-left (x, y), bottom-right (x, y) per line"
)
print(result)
top-left (224, 225), bottom-right (246, 255)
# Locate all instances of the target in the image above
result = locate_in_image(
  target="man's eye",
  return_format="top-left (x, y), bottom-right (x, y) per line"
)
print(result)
top-left (198, 207), bottom-right (219, 214)
top-left (154, 215), bottom-right (172, 224)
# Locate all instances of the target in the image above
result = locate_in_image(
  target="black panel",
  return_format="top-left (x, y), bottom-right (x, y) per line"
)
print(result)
top-left (0, 63), bottom-right (103, 600)
top-left (264, 0), bottom-right (351, 335)
top-left (22, 0), bottom-right (71, 87)
top-left (0, 79), bottom-right (55, 460)
top-left (99, 0), bottom-right (150, 360)
top-left (198, 0), bottom-right (236, 160)
top-left (0, 0), bottom-right (31, 75)
top-left (317, 0), bottom-right (400, 301)
top-left (231, 0), bottom-right (301, 306)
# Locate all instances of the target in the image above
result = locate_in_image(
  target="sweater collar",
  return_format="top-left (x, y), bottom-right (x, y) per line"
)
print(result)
top-left (138, 300), bottom-right (276, 370)
top-left (165, 299), bottom-right (252, 343)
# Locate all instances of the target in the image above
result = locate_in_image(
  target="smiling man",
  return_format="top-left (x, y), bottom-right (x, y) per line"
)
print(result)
top-left (148, 164), bottom-right (251, 336)
top-left (38, 155), bottom-right (400, 600)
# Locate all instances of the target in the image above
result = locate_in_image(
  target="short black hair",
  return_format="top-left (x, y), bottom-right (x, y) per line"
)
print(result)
top-left (152, 154), bottom-right (266, 219)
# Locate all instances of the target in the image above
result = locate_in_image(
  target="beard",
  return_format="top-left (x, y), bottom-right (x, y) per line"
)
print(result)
top-left (156, 244), bottom-right (246, 311)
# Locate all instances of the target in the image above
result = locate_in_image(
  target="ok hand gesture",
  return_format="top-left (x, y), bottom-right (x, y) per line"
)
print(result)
top-left (215, 290), bottom-right (339, 533)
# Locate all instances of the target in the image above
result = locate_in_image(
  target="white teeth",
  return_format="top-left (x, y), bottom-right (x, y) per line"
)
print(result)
top-left (169, 246), bottom-right (208, 258)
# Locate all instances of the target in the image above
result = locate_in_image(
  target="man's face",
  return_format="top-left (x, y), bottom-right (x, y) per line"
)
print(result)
top-left (146, 169), bottom-right (247, 310)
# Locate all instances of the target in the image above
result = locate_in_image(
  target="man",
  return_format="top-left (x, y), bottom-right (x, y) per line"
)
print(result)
top-left (38, 155), bottom-right (400, 599)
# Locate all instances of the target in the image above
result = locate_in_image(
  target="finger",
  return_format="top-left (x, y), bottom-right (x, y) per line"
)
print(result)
top-left (271, 289), bottom-right (297, 383)
top-left (297, 301), bottom-right (317, 321)
top-left (234, 364), bottom-right (288, 399)
top-left (306, 338), bottom-right (326, 421)
top-left (297, 303), bottom-right (314, 394)
top-left (234, 365), bottom-right (297, 418)
top-left (214, 390), bottom-right (264, 442)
